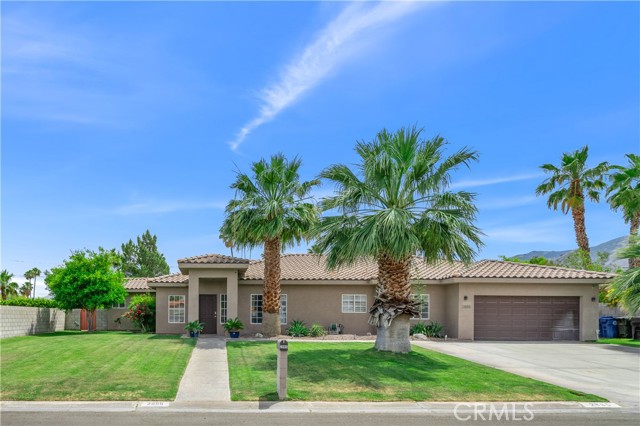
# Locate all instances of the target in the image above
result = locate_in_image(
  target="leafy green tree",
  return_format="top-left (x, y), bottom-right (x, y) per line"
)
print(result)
top-left (119, 230), bottom-right (170, 277)
top-left (498, 256), bottom-right (556, 266)
top-left (46, 249), bottom-right (126, 332)
top-left (607, 154), bottom-right (640, 268)
top-left (607, 238), bottom-right (640, 315)
top-left (19, 281), bottom-right (33, 298)
top-left (536, 146), bottom-right (609, 269)
top-left (0, 270), bottom-right (15, 300)
top-left (24, 268), bottom-right (41, 299)
top-left (315, 126), bottom-right (483, 353)
top-left (220, 154), bottom-right (320, 337)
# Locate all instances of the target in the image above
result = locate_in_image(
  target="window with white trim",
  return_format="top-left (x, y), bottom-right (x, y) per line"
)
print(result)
top-left (220, 294), bottom-right (228, 324)
top-left (168, 295), bottom-right (185, 323)
top-left (280, 294), bottom-right (287, 325)
top-left (112, 299), bottom-right (127, 309)
top-left (342, 294), bottom-right (367, 313)
top-left (412, 294), bottom-right (430, 320)
top-left (250, 294), bottom-right (287, 324)
top-left (250, 294), bottom-right (263, 324)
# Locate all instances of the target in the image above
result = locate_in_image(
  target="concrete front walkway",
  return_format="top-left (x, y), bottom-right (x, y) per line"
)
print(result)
top-left (414, 341), bottom-right (640, 410)
top-left (175, 337), bottom-right (230, 402)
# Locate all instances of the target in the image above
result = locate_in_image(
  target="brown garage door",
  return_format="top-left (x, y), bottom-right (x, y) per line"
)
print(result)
top-left (474, 296), bottom-right (580, 341)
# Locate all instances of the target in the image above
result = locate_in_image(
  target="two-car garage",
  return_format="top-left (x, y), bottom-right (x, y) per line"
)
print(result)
top-left (474, 296), bottom-right (581, 341)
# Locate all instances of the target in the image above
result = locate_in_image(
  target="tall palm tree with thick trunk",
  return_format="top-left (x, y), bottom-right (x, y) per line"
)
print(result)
top-left (315, 126), bottom-right (483, 353)
top-left (536, 146), bottom-right (609, 269)
top-left (607, 154), bottom-right (640, 268)
top-left (220, 154), bottom-right (319, 337)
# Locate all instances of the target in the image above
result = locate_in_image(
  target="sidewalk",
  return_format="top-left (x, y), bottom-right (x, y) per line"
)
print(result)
top-left (174, 337), bottom-right (230, 402)
top-left (0, 400), bottom-right (629, 414)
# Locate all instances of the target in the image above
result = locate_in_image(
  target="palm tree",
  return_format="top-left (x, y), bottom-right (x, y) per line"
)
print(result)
top-left (536, 146), bottom-right (609, 269)
top-left (0, 270), bottom-right (14, 300)
top-left (315, 126), bottom-right (483, 353)
top-left (607, 154), bottom-right (640, 268)
top-left (607, 237), bottom-right (640, 315)
top-left (20, 281), bottom-right (33, 298)
top-left (220, 154), bottom-right (320, 337)
top-left (24, 267), bottom-right (42, 299)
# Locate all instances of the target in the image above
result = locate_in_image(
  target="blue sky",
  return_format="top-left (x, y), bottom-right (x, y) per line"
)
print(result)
top-left (2, 1), bottom-right (638, 295)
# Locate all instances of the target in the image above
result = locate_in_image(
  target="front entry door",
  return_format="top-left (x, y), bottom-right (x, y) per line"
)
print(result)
top-left (199, 295), bottom-right (217, 334)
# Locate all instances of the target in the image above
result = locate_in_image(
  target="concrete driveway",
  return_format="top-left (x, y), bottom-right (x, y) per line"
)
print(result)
top-left (414, 341), bottom-right (640, 410)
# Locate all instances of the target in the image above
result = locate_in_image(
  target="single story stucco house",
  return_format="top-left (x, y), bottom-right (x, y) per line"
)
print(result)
top-left (121, 253), bottom-right (614, 341)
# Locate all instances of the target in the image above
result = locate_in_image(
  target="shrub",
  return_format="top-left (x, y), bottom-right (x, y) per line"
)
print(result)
top-left (410, 322), bottom-right (428, 336)
top-left (310, 323), bottom-right (326, 337)
top-left (287, 319), bottom-right (309, 337)
top-left (121, 293), bottom-right (156, 333)
top-left (425, 321), bottom-right (444, 337)
top-left (410, 321), bottom-right (444, 337)
top-left (0, 297), bottom-right (59, 308)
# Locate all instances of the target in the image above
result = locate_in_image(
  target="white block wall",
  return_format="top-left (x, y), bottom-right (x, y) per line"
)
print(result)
top-left (0, 306), bottom-right (66, 338)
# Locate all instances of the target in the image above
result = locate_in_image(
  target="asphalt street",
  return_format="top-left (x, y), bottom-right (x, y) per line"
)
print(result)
top-left (2, 412), bottom-right (638, 426)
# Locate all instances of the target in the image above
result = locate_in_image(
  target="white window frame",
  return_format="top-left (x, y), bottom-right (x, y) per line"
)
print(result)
top-left (342, 294), bottom-right (367, 313)
top-left (280, 294), bottom-right (287, 325)
top-left (220, 294), bottom-right (228, 324)
top-left (412, 294), bottom-right (430, 320)
top-left (250, 294), bottom-right (287, 324)
top-left (112, 299), bottom-right (127, 309)
top-left (250, 294), bottom-right (263, 324)
top-left (168, 295), bottom-right (186, 324)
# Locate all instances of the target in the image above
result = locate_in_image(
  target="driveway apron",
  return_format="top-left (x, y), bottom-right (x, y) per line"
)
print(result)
top-left (175, 337), bottom-right (230, 402)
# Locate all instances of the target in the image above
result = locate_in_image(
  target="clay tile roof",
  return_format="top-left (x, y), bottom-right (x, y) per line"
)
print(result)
top-left (123, 277), bottom-right (150, 290)
top-left (460, 260), bottom-right (616, 280)
top-left (148, 273), bottom-right (189, 284)
top-left (178, 253), bottom-right (250, 265)
top-left (241, 254), bottom-right (615, 281)
top-left (244, 254), bottom-right (378, 281)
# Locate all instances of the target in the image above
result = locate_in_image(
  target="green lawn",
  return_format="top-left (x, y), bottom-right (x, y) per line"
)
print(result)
top-left (227, 341), bottom-right (606, 402)
top-left (1, 331), bottom-right (195, 401)
top-left (597, 338), bottom-right (640, 348)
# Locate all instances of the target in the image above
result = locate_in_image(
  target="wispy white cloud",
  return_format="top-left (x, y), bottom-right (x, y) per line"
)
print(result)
top-left (112, 200), bottom-right (226, 215)
top-left (450, 173), bottom-right (543, 189)
top-left (228, 1), bottom-right (425, 151)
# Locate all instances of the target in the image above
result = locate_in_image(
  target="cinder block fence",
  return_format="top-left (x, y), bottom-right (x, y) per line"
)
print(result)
top-left (0, 306), bottom-right (66, 338)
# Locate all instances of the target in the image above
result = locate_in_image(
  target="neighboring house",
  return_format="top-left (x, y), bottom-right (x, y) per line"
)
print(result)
top-left (125, 253), bottom-right (614, 341)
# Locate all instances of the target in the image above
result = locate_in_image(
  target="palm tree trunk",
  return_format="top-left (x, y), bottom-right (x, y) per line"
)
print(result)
top-left (571, 202), bottom-right (591, 269)
top-left (262, 237), bottom-right (281, 337)
top-left (370, 254), bottom-right (417, 353)
top-left (630, 211), bottom-right (640, 269)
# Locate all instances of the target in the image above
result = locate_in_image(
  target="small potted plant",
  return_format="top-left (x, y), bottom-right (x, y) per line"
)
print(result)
top-left (223, 317), bottom-right (244, 338)
top-left (185, 320), bottom-right (204, 338)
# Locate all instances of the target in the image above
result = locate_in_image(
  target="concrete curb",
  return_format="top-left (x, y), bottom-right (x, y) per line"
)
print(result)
top-left (1, 401), bottom-right (632, 414)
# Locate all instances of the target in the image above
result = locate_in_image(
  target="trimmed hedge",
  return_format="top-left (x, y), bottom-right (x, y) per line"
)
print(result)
top-left (0, 297), bottom-right (59, 308)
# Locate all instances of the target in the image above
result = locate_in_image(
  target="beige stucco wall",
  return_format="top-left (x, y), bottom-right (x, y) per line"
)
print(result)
top-left (444, 283), bottom-right (460, 338)
top-left (455, 281), bottom-right (600, 341)
top-left (155, 287), bottom-right (189, 334)
top-left (409, 285), bottom-right (446, 327)
top-left (237, 282), bottom-right (378, 336)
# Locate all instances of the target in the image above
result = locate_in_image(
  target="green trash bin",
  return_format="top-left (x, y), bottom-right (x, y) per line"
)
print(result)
top-left (616, 318), bottom-right (632, 338)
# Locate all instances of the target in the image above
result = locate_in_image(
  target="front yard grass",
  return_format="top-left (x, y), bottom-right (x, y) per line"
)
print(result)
top-left (1, 331), bottom-right (195, 401)
top-left (597, 338), bottom-right (640, 348)
top-left (227, 341), bottom-right (606, 402)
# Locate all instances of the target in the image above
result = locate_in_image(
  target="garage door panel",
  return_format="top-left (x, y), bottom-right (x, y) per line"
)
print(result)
top-left (474, 296), bottom-right (580, 341)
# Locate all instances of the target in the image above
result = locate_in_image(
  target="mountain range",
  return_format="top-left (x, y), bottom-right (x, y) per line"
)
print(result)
top-left (513, 236), bottom-right (629, 269)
